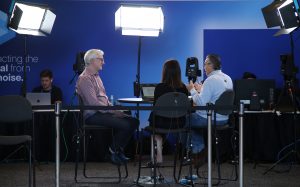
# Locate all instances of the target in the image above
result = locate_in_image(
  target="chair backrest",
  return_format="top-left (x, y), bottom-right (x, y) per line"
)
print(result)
top-left (76, 93), bottom-right (85, 116)
top-left (154, 92), bottom-right (190, 118)
top-left (0, 95), bottom-right (32, 123)
top-left (77, 93), bottom-right (84, 107)
top-left (215, 90), bottom-right (235, 115)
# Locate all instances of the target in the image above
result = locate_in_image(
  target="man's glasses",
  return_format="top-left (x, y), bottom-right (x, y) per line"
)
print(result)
top-left (95, 58), bottom-right (104, 62)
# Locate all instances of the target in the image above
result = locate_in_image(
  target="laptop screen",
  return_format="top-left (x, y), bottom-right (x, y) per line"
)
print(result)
top-left (142, 86), bottom-right (155, 97)
top-left (140, 84), bottom-right (157, 99)
top-left (26, 92), bottom-right (51, 106)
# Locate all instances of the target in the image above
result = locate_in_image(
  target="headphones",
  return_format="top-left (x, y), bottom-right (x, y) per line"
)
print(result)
top-left (207, 55), bottom-right (221, 70)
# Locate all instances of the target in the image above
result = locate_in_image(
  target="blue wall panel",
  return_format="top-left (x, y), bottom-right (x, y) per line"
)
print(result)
top-left (204, 29), bottom-right (300, 87)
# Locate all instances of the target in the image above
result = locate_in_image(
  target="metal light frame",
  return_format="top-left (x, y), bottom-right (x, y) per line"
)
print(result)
top-left (8, 1), bottom-right (56, 36)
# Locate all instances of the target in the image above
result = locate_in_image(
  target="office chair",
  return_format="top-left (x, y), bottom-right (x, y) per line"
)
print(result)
top-left (74, 94), bottom-right (128, 183)
top-left (136, 92), bottom-right (193, 186)
top-left (196, 90), bottom-right (238, 185)
top-left (0, 95), bottom-right (34, 187)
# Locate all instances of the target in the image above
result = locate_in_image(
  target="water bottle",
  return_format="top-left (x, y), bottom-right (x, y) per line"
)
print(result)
top-left (110, 95), bottom-right (114, 106)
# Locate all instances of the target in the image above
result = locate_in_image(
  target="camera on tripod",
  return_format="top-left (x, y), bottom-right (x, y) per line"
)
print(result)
top-left (73, 51), bottom-right (86, 75)
top-left (280, 54), bottom-right (298, 81)
top-left (185, 57), bottom-right (201, 83)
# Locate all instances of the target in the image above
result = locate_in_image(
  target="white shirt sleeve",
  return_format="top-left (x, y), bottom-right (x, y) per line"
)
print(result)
top-left (191, 79), bottom-right (213, 106)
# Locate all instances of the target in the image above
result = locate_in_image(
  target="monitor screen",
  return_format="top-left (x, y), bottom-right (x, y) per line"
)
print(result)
top-left (234, 79), bottom-right (276, 108)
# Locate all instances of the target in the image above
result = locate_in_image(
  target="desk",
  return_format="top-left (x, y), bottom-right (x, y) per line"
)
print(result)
top-left (240, 111), bottom-right (300, 162)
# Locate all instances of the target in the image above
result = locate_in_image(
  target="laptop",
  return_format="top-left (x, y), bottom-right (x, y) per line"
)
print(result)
top-left (141, 84), bottom-right (157, 101)
top-left (26, 92), bottom-right (51, 106)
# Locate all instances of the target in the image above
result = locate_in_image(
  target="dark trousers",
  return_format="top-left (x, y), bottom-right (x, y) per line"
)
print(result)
top-left (85, 112), bottom-right (139, 150)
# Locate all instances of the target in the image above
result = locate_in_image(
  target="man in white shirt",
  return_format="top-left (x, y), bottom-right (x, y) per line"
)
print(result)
top-left (186, 54), bottom-right (233, 167)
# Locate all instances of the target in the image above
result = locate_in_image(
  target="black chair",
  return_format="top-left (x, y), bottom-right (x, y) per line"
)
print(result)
top-left (74, 95), bottom-right (128, 183)
top-left (196, 90), bottom-right (238, 185)
top-left (136, 92), bottom-right (193, 186)
top-left (0, 95), bottom-right (34, 187)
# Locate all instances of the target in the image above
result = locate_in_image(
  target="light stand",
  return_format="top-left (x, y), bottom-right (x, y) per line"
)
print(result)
top-left (261, 0), bottom-right (300, 174)
top-left (7, 2), bottom-right (56, 187)
top-left (115, 4), bottom-right (164, 186)
top-left (8, 1), bottom-right (56, 96)
top-left (264, 31), bottom-right (300, 174)
top-left (134, 36), bottom-right (142, 118)
top-left (21, 35), bottom-right (28, 96)
top-left (115, 4), bottom-right (164, 100)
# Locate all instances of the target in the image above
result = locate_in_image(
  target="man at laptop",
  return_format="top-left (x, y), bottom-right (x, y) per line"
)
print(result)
top-left (32, 69), bottom-right (63, 104)
top-left (31, 69), bottom-right (63, 161)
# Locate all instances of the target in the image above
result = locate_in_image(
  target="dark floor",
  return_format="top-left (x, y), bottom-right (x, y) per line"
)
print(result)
top-left (1, 158), bottom-right (300, 187)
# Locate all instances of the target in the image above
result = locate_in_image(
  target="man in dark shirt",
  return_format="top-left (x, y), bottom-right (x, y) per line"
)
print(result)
top-left (32, 69), bottom-right (63, 104)
top-left (32, 69), bottom-right (63, 161)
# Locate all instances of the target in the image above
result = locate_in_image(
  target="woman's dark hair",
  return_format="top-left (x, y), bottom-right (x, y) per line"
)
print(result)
top-left (161, 59), bottom-right (183, 88)
top-left (40, 69), bottom-right (53, 79)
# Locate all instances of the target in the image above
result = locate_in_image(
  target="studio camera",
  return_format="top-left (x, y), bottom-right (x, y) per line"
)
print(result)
top-left (280, 54), bottom-right (298, 81)
top-left (73, 51), bottom-right (86, 75)
top-left (185, 57), bottom-right (201, 83)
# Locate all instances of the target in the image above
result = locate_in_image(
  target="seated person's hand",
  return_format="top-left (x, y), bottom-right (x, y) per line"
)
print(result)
top-left (194, 82), bottom-right (202, 93)
top-left (186, 80), bottom-right (194, 92)
top-left (112, 110), bottom-right (130, 118)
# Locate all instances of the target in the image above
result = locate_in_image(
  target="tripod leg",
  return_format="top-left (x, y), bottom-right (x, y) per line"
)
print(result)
top-left (263, 151), bottom-right (294, 175)
top-left (1, 145), bottom-right (25, 163)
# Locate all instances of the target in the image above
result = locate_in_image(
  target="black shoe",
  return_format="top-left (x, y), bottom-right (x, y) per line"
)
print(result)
top-left (145, 161), bottom-right (161, 167)
top-left (118, 152), bottom-right (130, 163)
top-left (110, 152), bottom-right (123, 165)
top-left (192, 148), bottom-right (207, 169)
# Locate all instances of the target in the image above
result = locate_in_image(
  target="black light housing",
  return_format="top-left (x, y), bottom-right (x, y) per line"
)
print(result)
top-left (262, 0), bottom-right (299, 36)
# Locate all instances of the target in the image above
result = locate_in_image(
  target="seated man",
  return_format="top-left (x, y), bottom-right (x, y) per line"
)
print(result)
top-left (186, 54), bottom-right (233, 167)
top-left (76, 49), bottom-right (139, 165)
top-left (32, 69), bottom-right (63, 161)
top-left (32, 69), bottom-right (63, 104)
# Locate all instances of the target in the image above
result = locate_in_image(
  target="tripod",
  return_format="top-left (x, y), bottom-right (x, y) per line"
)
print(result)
top-left (264, 78), bottom-right (300, 174)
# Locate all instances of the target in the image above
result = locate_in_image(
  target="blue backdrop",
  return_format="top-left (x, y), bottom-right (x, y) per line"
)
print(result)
top-left (1, 0), bottom-right (299, 126)
top-left (204, 29), bottom-right (300, 87)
